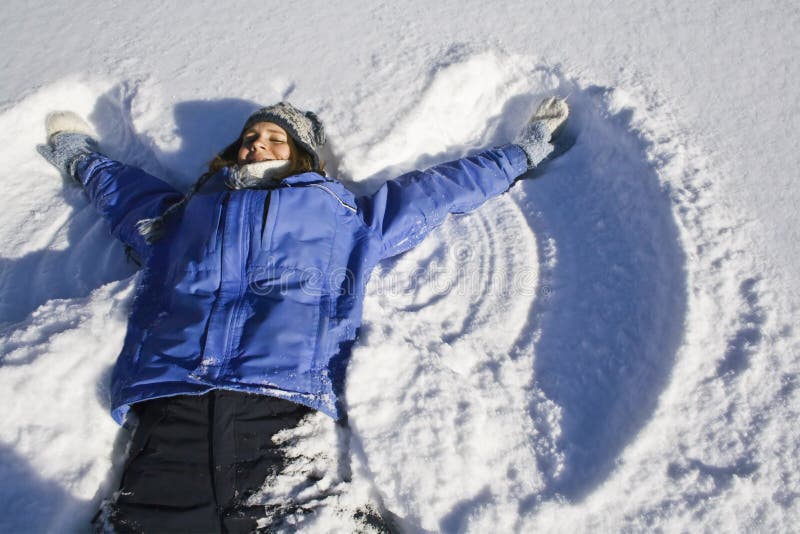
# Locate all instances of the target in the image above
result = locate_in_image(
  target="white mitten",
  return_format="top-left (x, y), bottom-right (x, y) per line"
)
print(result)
top-left (513, 96), bottom-right (570, 169)
top-left (44, 111), bottom-right (95, 140)
top-left (527, 96), bottom-right (569, 138)
top-left (37, 111), bottom-right (99, 180)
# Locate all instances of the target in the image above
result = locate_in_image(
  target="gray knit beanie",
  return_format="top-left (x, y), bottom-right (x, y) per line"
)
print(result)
top-left (242, 102), bottom-right (326, 169)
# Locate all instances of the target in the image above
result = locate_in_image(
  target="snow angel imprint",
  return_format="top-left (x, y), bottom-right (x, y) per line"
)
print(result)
top-left (36, 97), bottom-right (570, 532)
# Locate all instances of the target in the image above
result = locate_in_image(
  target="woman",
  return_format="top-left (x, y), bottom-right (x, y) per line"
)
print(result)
top-left (37, 98), bottom-right (569, 532)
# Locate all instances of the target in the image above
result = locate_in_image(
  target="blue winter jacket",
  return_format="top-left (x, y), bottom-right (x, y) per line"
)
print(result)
top-left (74, 144), bottom-right (530, 424)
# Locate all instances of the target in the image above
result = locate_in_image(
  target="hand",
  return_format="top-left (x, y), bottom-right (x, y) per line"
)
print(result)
top-left (514, 97), bottom-right (570, 168)
top-left (528, 96), bottom-right (569, 139)
top-left (37, 111), bottom-right (99, 181)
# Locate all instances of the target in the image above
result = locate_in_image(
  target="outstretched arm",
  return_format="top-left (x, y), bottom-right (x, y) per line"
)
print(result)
top-left (356, 144), bottom-right (530, 259)
top-left (73, 154), bottom-right (184, 260)
top-left (38, 112), bottom-right (183, 262)
top-left (356, 97), bottom-right (570, 260)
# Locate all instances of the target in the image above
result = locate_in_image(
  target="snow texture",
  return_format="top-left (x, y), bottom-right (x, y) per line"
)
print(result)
top-left (1, 1), bottom-right (799, 532)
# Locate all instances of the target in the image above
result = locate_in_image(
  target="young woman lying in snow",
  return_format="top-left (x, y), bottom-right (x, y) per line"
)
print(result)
top-left (37, 98), bottom-right (569, 533)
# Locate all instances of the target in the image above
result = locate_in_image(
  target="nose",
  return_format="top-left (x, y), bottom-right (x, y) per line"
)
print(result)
top-left (249, 139), bottom-right (273, 161)
top-left (252, 138), bottom-right (266, 153)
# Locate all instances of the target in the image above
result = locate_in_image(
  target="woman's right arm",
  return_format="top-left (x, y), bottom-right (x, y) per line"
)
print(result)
top-left (73, 153), bottom-right (184, 261)
top-left (38, 112), bottom-right (183, 262)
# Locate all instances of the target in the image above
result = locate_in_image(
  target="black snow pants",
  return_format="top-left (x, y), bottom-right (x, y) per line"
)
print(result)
top-left (97, 390), bottom-right (312, 533)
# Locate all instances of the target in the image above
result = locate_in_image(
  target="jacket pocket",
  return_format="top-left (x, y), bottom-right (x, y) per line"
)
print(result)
top-left (313, 299), bottom-right (331, 369)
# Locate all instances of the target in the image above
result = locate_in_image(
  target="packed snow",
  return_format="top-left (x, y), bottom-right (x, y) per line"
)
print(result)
top-left (1, 1), bottom-right (798, 532)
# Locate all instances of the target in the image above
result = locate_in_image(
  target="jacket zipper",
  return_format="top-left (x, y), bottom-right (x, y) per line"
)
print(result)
top-left (261, 191), bottom-right (272, 237)
top-left (220, 191), bottom-right (251, 372)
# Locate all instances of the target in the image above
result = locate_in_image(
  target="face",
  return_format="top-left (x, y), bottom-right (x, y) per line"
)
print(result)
top-left (237, 121), bottom-right (292, 165)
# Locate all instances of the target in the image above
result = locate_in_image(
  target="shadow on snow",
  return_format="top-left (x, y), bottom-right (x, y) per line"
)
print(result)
top-left (509, 82), bottom-right (687, 504)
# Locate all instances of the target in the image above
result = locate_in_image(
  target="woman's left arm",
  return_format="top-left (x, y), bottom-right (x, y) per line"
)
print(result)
top-left (355, 98), bottom-right (568, 260)
top-left (355, 143), bottom-right (533, 260)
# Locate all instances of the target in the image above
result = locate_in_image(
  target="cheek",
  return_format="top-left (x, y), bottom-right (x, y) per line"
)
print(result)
top-left (237, 146), bottom-right (248, 162)
top-left (275, 144), bottom-right (291, 160)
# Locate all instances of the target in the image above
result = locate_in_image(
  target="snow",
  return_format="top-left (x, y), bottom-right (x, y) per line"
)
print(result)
top-left (1, 1), bottom-right (799, 532)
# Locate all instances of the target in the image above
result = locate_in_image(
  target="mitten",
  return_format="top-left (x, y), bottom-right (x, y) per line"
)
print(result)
top-left (514, 97), bottom-right (569, 169)
top-left (527, 97), bottom-right (569, 138)
top-left (36, 111), bottom-right (99, 181)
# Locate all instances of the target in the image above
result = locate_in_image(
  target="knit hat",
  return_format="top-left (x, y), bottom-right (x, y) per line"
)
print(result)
top-left (242, 102), bottom-right (326, 169)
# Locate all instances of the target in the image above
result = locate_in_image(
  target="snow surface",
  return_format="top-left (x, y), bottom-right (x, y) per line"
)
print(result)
top-left (1, 1), bottom-right (799, 532)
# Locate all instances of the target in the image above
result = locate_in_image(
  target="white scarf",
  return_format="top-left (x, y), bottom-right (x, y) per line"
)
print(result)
top-left (226, 160), bottom-right (291, 189)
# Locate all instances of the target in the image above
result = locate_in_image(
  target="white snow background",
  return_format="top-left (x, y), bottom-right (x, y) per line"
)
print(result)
top-left (1, 1), bottom-right (799, 532)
